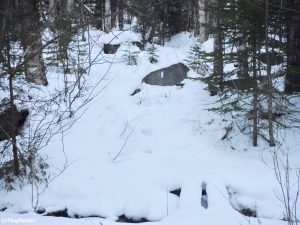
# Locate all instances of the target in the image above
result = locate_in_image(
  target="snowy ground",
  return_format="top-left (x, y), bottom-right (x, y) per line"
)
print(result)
top-left (1, 29), bottom-right (299, 225)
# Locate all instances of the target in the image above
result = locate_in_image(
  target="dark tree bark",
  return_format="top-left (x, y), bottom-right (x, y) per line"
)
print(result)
top-left (118, 0), bottom-right (124, 30)
top-left (252, 33), bottom-right (258, 147)
top-left (94, 0), bottom-right (104, 29)
top-left (265, 0), bottom-right (276, 147)
top-left (213, 0), bottom-right (224, 91)
top-left (111, 0), bottom-right (118, 29)
top-left (237, 32), bottom-right (249, 79)
top-left (6, 38), bottom-right (20, 176)
top-left (285, 0), bottom-right (300, 93)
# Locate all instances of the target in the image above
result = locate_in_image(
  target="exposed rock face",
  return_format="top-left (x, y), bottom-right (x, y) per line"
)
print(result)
top-left (103, 43), bottom-right (120, 54)
top-left (117, 215), bottom-right (150, 223)
top-left (143, 63), bottom-right (189, 86)
top-left (201, 182), bottom-right (208, 209)
top-left (170, 188), bottom-right (181, 197)
top-left (130, 88), bottom-right (141, 96)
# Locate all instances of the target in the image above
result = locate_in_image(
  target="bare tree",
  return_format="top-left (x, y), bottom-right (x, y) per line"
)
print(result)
top-left (273, 143), bottom-right (300, 225)
top-left (0, 0), bottom-right (118, 190)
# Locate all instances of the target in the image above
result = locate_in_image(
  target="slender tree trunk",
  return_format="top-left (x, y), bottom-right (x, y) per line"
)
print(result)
top-left (285, 0), bottom-right (300, 91)
top-left (252, 33), bottom-right (258, 147)
top-left (287, 0), bottom-right (300, 67)
top-left (66, 0), bottom-right (74, 13)
top-left (104, 0), bottom-right (111, 33)
top-left (9, 78), bottom-right (20, 176)
top-left (186, 0), bottom-right (191, 32)
top-left (194, 0), bottom-right (200, 36)
top-left (198, 0), bottom-right (207, 42)
top-left (161, 0), bottom-right (168, 45)
top-left (118, 0), bottom-right (124, 30)
top-left (213, 0), bottom-right (224, 91)
top-left (48, 0), bottom-right (57, 24)
top-left (265, 0), bottom-right (275, 147)
top-left (95, 0), bottom-right (104, 30)
top-left (6, 38), bottom-right (20, 176)
top-left (237, 32), bottom-right (249, 79)
top-left (111, 0), bottom-right (118, 29)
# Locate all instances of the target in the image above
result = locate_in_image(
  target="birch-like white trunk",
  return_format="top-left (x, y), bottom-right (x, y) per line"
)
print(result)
top-left (198, 0), bottom-right (206, 43)
top-left (21, 0), bottom-right (48, 85)
top-left (24, 39), bottom-right (48, 86)
top-left (104, 0), bottom-right (111, 33)
top-left (66, 0), bottom-right (74, 13)
top-left (48, 0), bottom-right (57, 24)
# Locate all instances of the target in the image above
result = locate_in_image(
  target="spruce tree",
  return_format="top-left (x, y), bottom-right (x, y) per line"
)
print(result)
top-left (187, 0), bottom-right (291, 146)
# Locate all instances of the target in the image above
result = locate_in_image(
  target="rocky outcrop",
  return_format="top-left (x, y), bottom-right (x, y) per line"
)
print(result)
top-left (130, 88), bottom-right (141, 96)
top-left (103, 43), bottom-right (120, 54)
top-left (143, 63), bottom-right (189, 86)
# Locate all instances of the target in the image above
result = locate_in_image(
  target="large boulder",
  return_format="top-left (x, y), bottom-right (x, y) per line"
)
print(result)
top-left (103, 43), bottom-right (120, 54)
top-left (143, 63), bottom-right (189, 86)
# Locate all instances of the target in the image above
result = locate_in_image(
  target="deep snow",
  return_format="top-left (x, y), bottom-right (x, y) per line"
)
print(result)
top-left (0, 29), bottom-right (299, 225)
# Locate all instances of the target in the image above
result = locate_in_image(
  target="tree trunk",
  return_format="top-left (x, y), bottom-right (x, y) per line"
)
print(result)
top-left (111, 0), bottom-right (118, 29)
top-left (213, 0), bottom-right (224, 91)
top-left (194, 0), bottom-right (200, 36)
top-left (285, 0), bottom-right (300, 93)
top-left (104, 0), bottom-right (112, 33)
top-left (252, 33), bottom-right (258, 147)
top-left (66, 0), bottom-right (74, 13)
top-left (198, 0), bottom-right (207, 42)
top-left (94, 0), bottom-right (104, 30)
top-left (161, 0), bottom-right (168, 45)
top-left (48, 0), bottom-right (57, 24)
top-left (265, 0), bottom-right (275, 147)
top-left (20, 0), bottom-right (48, 86)
top-left (237, 32), bottom-right (249, 79)
top-left (7, 40), bottom-right (20, 176)
top-left (186, 0), bottom-right (192, 32)
top-left (287, 0), bottom-right (300, 67)
top-left (118, 0), bottom-right (124, 30)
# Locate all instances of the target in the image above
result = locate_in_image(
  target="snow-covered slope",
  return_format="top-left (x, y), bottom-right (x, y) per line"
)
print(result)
top-left (0, 31), bottom-right (299, 225)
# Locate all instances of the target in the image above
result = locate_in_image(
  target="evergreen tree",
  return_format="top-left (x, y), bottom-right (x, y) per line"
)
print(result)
top-left (122, 42), bottom-right (140, 65)
top-left (146, 44), bottom-right (159, 64)
top-left (187, 0), bottom-right (295, 147)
